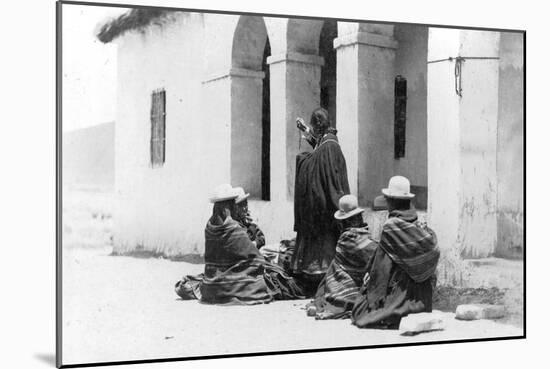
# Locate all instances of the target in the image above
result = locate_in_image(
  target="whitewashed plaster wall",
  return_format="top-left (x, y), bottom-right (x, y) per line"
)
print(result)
top-left (112, 14), bottom-right (522, 266)
top-left (496, 32), bottom-right (524, 258)
top-left (114, 12), bottom-right (214, 256)
top-left (428, 28), bottom-right (501, 263)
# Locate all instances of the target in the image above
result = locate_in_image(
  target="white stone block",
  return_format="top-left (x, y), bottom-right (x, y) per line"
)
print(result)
top-left (455, 304), bottom-right (506, 320)
top-left (399, 312), bottom-right (445, 335)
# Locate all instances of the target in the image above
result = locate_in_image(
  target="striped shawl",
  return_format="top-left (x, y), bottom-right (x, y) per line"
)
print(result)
top-left (199, 216), bottom-right (303, 305)
top-left (379, 210), bottom-right (439, 283)
top-left (310, 226), bottom-right (377, 319)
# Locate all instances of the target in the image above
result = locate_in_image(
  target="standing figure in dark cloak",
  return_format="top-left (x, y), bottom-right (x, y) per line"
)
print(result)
top-left (307, 195), bottom-right (378, 320)
top-left (292, 108), bottom-right (350, 296)
top-left (351, 176), bottom-right (440, 329)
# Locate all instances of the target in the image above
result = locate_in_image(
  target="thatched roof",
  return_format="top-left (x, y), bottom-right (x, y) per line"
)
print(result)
top-left (96, 9), bottom-right (176, 43)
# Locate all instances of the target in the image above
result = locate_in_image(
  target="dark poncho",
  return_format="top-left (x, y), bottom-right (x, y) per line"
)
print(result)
top-left (292, 133), bottom-right (350, 276)
top-left (238, 218), bottom-right (265, 249)
top-left (199, 216), bottom-right (304, 305)
top-left (309, 226), bottom-right (378, 319)
top-left (351, 209), bottom-right (440, 329)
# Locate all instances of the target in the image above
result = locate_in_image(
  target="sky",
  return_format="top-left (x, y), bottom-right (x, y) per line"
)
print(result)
top-left (62, 4), bottom-right (128, 132)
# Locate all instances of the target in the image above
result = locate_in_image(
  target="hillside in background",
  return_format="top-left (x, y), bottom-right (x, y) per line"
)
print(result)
top-left (63, 122), bottom-right (114, 189)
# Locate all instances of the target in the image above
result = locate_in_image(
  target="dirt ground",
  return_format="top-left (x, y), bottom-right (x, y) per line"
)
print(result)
top-left (61, 246), bottom-right (522, 366)
top-left (60, 188), bottom-right (523, 366)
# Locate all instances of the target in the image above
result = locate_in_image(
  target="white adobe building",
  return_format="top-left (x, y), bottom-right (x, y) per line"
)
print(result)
top-left (98, 10), bottom-right (524, 272)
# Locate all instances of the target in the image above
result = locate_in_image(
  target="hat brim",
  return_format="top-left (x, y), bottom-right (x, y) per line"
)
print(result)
top-left (209, 194), bottom-right (239, 203)
top-left (334, 207), bottom-right (365, 220)
top-left (381, 188), bottom-right (415, 199)
top-left (235, 193), bottom-right (250, 204)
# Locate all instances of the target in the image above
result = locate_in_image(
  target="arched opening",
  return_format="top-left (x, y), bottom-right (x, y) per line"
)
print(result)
top-left (319, 20), bottom-right (338, 126)
top-left (230, 16), bottom-right (270, 200)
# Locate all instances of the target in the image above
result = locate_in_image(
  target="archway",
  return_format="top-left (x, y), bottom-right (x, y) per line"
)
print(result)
top-left (230, 16), bottom-right (270, 200)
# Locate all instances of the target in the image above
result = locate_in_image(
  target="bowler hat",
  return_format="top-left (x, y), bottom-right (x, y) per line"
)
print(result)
top-left (373, 195), bottom-right (388, 211)
top-left (381, 176), bottom-right (415, 199)
top-left (334, 194), bottom-right (365, 220)
top-left (209, 183), bottom-right (239, 203)
top-left (234, 187), bottom-right (250, 204)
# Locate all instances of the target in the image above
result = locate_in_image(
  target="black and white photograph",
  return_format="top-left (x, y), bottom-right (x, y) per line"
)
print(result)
top-left (54, 0), bottom-right (528, 367)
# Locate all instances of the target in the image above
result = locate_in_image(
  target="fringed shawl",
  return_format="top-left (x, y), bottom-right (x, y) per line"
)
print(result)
top-left (294, 133), bottom-right (350, 234)
top-left (351, 209), bottom-right (439, 328)
top-left (310, 226), bottom-right (378, 319)
top-left (379, 210), bottom-right (439, 283)
top-left (199, 216), bottom-right (303, 305)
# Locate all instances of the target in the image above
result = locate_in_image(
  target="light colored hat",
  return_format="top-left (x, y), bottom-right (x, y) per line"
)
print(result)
top-left (334, 194), bottom-right (365, 220)
top-left (209, 183), bottom-right (238, 203)
top-left (381, 176), bottom-right (415, 199)
top-left (373, 195), bottom-right (388, 211)
top-left (234, 187), bottom-right (250, 204)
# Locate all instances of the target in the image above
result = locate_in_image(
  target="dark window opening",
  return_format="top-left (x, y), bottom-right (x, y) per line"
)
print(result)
top-left (319, 20), bottom-right (338, 127)
top-left (150, 89), bottom-right (166, 167)
top-left (394, 76), bottom-right (407, 159)
top-left (261, 39), bottom-right (271, 201)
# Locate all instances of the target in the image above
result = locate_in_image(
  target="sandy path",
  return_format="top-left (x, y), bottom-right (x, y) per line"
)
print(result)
top-left (61, 247), bottom-right (522, 366)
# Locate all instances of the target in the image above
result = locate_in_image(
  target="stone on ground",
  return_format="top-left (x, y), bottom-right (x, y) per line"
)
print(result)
top-left (306, 305), bottom-right (317, 317)
top-left (399, 312), bottom-right (445, 335)
top-left (455, 304), bottom-right (506, 320)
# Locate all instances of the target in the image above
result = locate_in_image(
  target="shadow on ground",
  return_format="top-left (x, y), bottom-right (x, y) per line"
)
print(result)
top-left (34, 353), bottom-right (56, 366)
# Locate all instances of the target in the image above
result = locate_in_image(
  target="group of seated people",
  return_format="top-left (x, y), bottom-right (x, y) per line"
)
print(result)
top-left (175, 175), bottom-right (440, 330)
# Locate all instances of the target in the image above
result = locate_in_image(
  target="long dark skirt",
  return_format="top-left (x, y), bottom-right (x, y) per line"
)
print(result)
top-left (291, 229), bottom-right (339, 277)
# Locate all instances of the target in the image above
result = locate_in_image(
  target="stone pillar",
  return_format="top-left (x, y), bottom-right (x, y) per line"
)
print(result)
top-left (457, 30), bottom-right (500, 258)
top-left (427, 28), bottom-right (461, 262)
top-left (335, 25), bottom-right (398, 205)
top-left (201, 68), bottom-right (266, 197)
top-left (267, 52), bottom-right (324, 202)
top-left (229, 68), bottom-right (265, 199)
top-left (427, 29), bottom-right (500, 260)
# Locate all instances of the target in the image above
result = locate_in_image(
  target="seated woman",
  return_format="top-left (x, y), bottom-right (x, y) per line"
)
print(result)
top-left (233, 187), bottom-right (265, 250)
top-left (175, 184), bottom-right (303, 305)
top-left (351, 176), bottom-right (440, 329)
top-left (307, 195), bottom-right (378, 320)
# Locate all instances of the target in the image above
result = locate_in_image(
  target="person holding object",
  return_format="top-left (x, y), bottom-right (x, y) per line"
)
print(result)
top-left (292, 108), bottom-right (350, 296)
top-left (296, 117), bottom-right (318, 148)
top-left (351, 176), bottom-right (440, 329)
top-left (233, 187), bottom-right (265, 250)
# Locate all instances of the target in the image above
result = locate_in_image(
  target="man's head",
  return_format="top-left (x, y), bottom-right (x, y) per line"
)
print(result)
top-left (334, 194), bottom-right (365, 231)
top-left (233, 187), bottom-right (250, 222)
top-left (381, 176), bottom-right (415, 212)
top-left (385, 197), bottom-right (412, 212)
top-left (209, 184), bottom-right (239, 223)
top-left (310, 108), bottom-right (331, 137)
top-left (339, 213), bottom-right (365, 232)
top-left (212, 200), bottom-right (237, 222)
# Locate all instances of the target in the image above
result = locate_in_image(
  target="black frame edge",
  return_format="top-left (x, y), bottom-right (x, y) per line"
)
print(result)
top-left (56, 1), bottom-right (63, 367)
